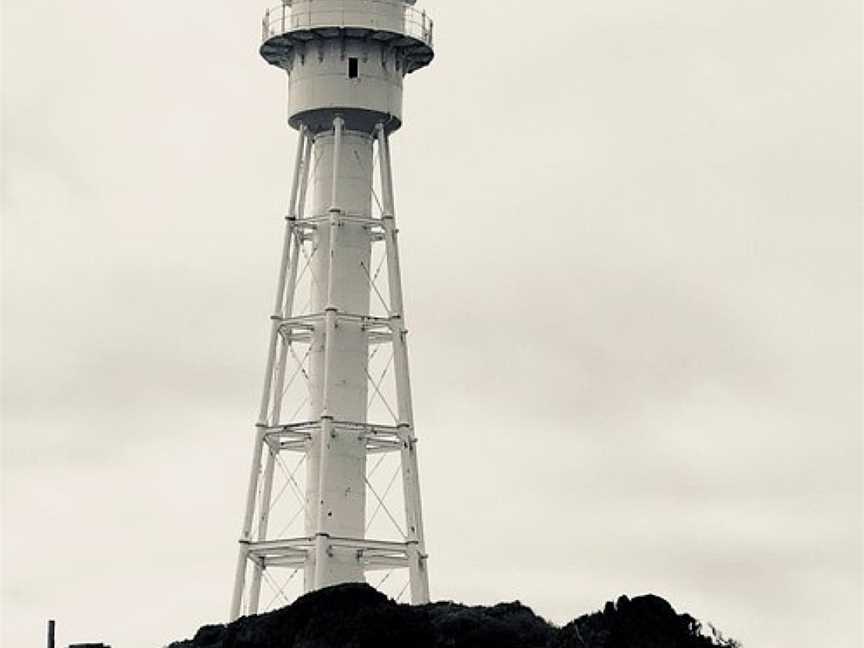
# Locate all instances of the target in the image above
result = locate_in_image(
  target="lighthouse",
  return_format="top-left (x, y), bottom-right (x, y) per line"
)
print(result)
top-left (230, 0), bottom-right (434, 620)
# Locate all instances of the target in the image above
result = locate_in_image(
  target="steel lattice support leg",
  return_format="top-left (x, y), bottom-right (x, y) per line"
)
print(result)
top-left (376, 124), bottom-right (430, 604)
top-left (247, 128), bottom-right (313, 616)
top-left (231, 126), bottom-right (309, 620)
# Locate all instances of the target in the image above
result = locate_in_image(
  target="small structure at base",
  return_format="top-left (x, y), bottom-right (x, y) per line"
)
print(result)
top-left (47, 619), bottom-right (55, 648)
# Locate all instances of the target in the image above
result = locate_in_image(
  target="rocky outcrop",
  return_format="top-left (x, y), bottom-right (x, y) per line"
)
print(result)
top-left (167, 583), bottom-right (739, 648)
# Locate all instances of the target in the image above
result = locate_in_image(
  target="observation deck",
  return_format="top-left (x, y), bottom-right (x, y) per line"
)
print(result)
top-left (261, 0), bottom-right (434, 74)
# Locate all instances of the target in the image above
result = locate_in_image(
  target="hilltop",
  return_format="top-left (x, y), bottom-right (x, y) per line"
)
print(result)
top-left (167, 582), bottom-right (740, 648)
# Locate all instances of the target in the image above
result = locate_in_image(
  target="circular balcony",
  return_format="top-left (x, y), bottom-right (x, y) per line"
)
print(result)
top-left (261, 0), bottom-right (434, 74)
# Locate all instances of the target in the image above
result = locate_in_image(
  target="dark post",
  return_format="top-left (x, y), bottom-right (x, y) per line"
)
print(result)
top-left (47, 620), bottom-right (56, 648)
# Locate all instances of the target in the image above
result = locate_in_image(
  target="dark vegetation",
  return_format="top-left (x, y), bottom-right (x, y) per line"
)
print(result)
top-left (167, 583), bottom-right (740, 648)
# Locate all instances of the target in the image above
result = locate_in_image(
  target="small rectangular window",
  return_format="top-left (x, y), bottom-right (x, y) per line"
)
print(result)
top-left (348, 57), bottom-right (359, 79)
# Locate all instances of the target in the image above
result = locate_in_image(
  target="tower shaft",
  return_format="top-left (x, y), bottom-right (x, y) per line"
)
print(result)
top-left (306, 129), bottom-right (372, 588)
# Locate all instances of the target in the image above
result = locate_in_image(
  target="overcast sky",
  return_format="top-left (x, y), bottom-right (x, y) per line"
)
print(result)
top-left (2, 1), bottom-right (861, 647)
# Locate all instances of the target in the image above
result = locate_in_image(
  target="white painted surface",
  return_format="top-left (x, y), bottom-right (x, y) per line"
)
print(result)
top-left (286, 39), bottom-right (404, 129)
top-left (263, 0), bottom-right (432, 47)
top-left (305, 131), bottom-right (373, 587)
top-left (230, 1), bottom-right (433, 617)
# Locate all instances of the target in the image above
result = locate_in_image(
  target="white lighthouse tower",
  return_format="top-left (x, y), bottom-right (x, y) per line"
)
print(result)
top-left (230, 0), bottom-right (434, 620)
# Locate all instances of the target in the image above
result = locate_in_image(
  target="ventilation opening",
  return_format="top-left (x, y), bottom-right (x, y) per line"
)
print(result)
top-left (348, 57), bottom-right (359, 79)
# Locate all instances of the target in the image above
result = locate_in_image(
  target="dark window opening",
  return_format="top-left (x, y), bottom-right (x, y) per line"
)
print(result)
top-left (348, 57), bottom-right (359, 79)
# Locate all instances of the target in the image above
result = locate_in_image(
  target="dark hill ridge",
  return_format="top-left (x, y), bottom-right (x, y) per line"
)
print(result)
top-left (168, 583), bottom-right (740, 648)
